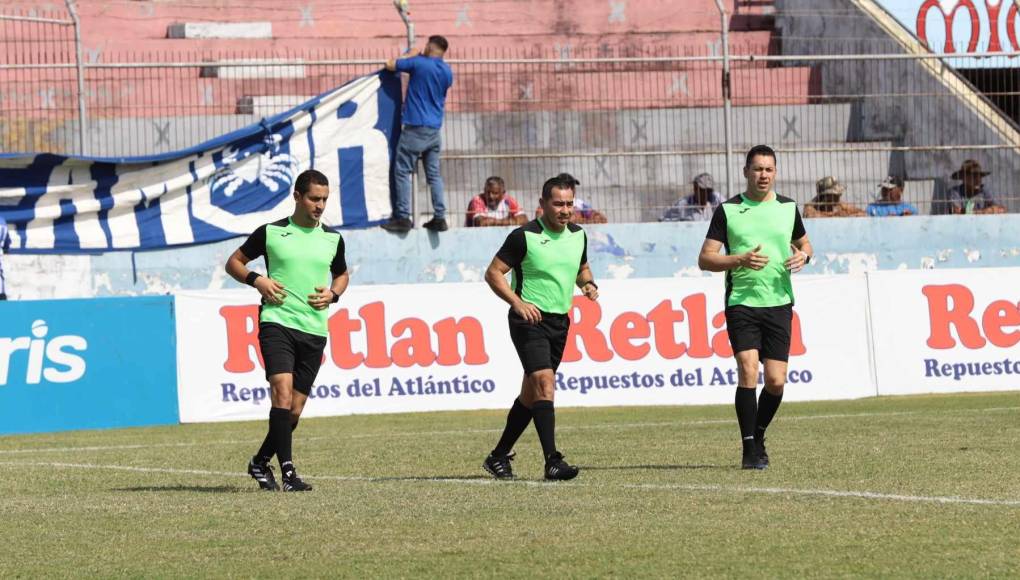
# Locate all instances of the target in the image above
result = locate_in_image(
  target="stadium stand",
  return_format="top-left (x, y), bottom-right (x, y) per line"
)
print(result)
top-left (2, 0), bottom-right (1017, 220)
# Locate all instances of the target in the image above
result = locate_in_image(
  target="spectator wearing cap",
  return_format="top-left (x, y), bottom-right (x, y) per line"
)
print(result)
top-left (535, 172), bottom-right (608, 224)
top-left (465, 176), bottom-right (527, 227)
top-left (937, 160), bottom-right (1006, 215)
top-left (803, 176), bottom-right (866, 218)
top-left (867, 176), bottom-right (918, 217)
top-left (659, 172), bottom-right (722, 222)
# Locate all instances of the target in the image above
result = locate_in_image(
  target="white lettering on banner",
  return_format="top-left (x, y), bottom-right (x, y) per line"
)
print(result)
top-left (0, 320), bottom-right (88, 386)
top-left (4, 73), bottom-right (395, 252)
top-left (869, 267), bottom-right (1020, 395)
top-left (174, 276), bottom-right (875, 424)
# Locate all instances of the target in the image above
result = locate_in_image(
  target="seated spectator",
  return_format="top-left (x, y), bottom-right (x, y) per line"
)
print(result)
top-left (465, 176), bottom-right (527, 227)
top-left (659, 172), bottom-right (721, 222)
top-left (803, 176), bottom-right (866, 218)
top-left (942, 160), bottom-right (1006, 215)
top-left (867, 175), bottom-right (918, 217)
top-left (0, 214), bottom-right (9, 300)
top-left (535, 172), bottom-right (608, 224)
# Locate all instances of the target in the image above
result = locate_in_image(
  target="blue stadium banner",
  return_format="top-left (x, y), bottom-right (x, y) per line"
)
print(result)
top-left (0, 72), bottom-right (402, 253)
top-left (0, 296), bottom-right (179, 434)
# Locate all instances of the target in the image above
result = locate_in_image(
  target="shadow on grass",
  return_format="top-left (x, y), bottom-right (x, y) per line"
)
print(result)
top-left (580, 464), bottom-right (726, 471)
top-left (113, 485), bottom-right (248, 493)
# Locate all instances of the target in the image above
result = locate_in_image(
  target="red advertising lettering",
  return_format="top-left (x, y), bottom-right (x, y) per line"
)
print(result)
top-left (220, 305), bottom-right (264, 372)
top-left (915, 0), bottom-right (1020, 54)
top-left (563, 293), bottom-right (806, 363)
top-left (224, 301), bottom-right (489, 372)
top-left (922, 284), bottom-right (1020, 349)
top-left (610, 311), bottom-right (652, 361)
top-left (981, 299), bottom-right (1020, 347)
top-left (917, 0), bottom-right (981, 53)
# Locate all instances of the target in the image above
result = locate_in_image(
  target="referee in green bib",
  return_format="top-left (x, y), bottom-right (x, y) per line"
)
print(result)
top-left (482, 174), bottom-right (599, 480)
top-left (225, 169), bottom-right (350, 491)
top-left (698, 145), bottom-right (814, 470)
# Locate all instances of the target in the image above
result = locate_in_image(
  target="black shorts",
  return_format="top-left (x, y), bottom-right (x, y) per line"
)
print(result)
top-left (725, 304), bottom-right (793, 362)
top-left (258, 322), bottom-right (327, 395)
top-left (508, 310), bottom-right (570, 375)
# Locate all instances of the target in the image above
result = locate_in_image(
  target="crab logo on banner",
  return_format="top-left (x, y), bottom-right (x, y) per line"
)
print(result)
top-left (210, 134), bottom-right (297, 202)
top-left (0, 72), bottom-right (402, 253)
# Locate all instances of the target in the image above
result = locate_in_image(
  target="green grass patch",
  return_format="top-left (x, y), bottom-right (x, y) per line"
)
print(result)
top-left (1, 392), bottom-right (1019, 578)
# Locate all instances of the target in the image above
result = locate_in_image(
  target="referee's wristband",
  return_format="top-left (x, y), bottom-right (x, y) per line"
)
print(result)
top-left (581, 280), bottom-right (598, 290)
top-left (244, 271), bottom-right (262, 287)
top-left (330, 290), bottom-right (340, 304)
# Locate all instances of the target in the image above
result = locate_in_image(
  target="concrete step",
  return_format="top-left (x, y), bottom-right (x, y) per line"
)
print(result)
top-left (8, 63), bottom-right (808, 118)
top-left (70, 0), bottom-right (767, 43)
top-left (16, 31), bottom-right (776, 66)
top-left (54, 114), bottom-right (259, 157)
top-left (199, 59), bottom-right (307, 80)
top-left (442, 103), bottom-right (855, 153)
top-left (166, 22), bottom-right (273, 40)
top-left (435, 143), bottom-right (896, 208)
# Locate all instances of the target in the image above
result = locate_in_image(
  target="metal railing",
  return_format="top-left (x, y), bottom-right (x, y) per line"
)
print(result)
top-left (0, 4), bottom-right (82, 155)
top-left (2, 4), bottom-right (1019, 224)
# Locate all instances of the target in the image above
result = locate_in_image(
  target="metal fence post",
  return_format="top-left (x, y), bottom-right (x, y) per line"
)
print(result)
top-left (65, 0), bottom-right (87, 155)
top-left (714, 0), bottom-right (733, 197)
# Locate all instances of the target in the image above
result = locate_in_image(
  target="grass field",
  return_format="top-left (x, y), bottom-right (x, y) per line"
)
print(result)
top-left (2, 391), bottom-right (1019, 578)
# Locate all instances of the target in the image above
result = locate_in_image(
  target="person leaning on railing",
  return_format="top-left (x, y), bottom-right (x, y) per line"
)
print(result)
top-left (0, 214), bottom-right (10, 300)
top-left (466, 176), bottom-right (528, 227)
top-left (659, 172), bottom-right (722, 222)
top-left (866, 175), bottom-right (918, 217)
top-left (802, 176), bottom-right (865, 218)
top-left (933, 159), bottom-right (1007, 215)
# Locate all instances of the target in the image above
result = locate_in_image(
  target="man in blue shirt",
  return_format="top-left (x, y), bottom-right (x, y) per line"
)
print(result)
top-left (0, 215), bottom-right (10, 300)
top-left (382, 35), bottom-right (454, 234)
top-left (659, 172), bottom-right (722, 222)
top-left (867, 175), bottom-right (918, 217)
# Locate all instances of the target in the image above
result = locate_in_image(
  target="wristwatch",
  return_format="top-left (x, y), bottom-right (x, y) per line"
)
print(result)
top-left (582, 280), bottom-right (598, 290)
top-left (330, 290), bottom-right (340, 303)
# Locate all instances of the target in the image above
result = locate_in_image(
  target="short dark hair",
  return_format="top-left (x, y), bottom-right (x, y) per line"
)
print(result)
top-left (555, 172), bottom-right (580, 189)
top-left (428, 35), bottom-right (449, 52)
top-left (484, 176), bottom-right (505, 190)
top-left (745, 144), bottom-right (777, 168)
top-left (294, 169), bottom-right (329, 195)
top-left (541, 175), bottom-right (574, 200)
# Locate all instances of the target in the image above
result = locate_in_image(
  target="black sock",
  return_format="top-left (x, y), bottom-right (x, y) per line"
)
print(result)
top-left (492, 398), bottom-right (532, 457)
top-left (531, 400), bottom-right (557, 461)
top-left (269, 407), bottom-right (293, 475)
top-left (735, 388), bottom-right (758, 453)
top-left (254, 432), bottom-right (274, 464)
top-left (755, 389), bottom-right (783, 440)
top-left (254, 416), bottom-right (298, 463)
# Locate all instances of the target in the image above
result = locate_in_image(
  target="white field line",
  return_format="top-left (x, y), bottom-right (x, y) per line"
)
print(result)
top-left (1, 405), bottom-right (1017, 456)
top-left (2, 460), bottom-right (1019, 508)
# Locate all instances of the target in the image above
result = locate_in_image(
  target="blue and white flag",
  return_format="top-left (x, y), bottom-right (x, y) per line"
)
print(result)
top-left (0, 72), bottom-right (402, 253)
